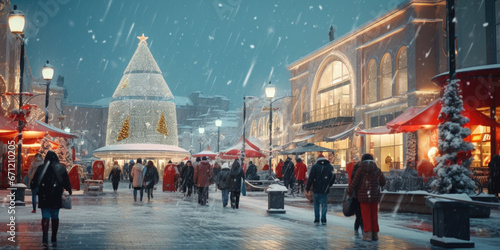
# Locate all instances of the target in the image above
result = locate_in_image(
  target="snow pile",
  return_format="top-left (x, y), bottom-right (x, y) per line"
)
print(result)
top-left (267, 184), bottom-right (287, 192)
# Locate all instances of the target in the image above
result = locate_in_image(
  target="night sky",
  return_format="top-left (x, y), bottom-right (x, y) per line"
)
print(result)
top-left (16, 0), bottom-right (404, 109)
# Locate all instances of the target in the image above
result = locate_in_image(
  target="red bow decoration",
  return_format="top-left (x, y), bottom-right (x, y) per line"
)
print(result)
top-left (456, 150), bottom-right (472, 166)
top-left (439, 113), bottom-right (450, 123)
top-left (9, 104), bottom-right (36, 123)
top-left (444, 159), bottom-right (454, 166)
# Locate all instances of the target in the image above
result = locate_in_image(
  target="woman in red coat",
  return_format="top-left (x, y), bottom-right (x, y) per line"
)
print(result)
top-left (346, 154), bottom-right (386, 242)
top-left (163, 162), bottom-right (177, 192)
top-left (294, 158), bottom-right (307, 194)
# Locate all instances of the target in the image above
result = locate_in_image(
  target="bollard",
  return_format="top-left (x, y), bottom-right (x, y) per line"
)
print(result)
top-left (11, 183), bottom-right (27, 206)
top-left (267, 184), bottom-right (286, 214)
top-left (426, 197), bottom-right (474, 248)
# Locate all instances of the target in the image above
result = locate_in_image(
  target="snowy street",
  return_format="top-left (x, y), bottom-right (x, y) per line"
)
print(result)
top-left (1, 182), bottom-right (499, 249)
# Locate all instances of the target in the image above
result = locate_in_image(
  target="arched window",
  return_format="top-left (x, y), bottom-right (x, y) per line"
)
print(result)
top-left (250, 121), bottom-right (256, 137)
top-left (367, 60), bottom-right (377, 103)
top-left (380, 53), bottom-right (392, 100)
top-left (258, 118), bottom-right (263, 137)
top-left (396, 46), bottom-right (408, 95)
top-left (293, 89), bottom-right (300, 123)
top-left (274, 114), bottom-right (280, 133)
top-left (300, 87), bottom-right (306, 123)
top-left (314, 60), bottom-right (352, 122)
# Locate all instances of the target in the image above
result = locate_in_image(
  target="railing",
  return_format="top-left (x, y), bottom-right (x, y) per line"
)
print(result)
top-left (303, 103), bottom-right (353, 123)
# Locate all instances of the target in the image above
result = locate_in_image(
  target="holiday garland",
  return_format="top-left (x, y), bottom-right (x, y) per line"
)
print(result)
top-left (117, 115), bottom-right (130, 141)
top-left (157, 112), bottom-right (169, 136)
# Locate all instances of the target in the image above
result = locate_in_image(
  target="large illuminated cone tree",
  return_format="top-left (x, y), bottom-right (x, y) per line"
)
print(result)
top-left (431, 79), bottom-right (476, 194)
top-left (106, 34), bottom-right (178, 146)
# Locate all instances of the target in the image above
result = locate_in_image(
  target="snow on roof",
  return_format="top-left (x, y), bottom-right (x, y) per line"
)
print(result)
top-left (95, 143), bottom-right (189, 153)
top-left (91, 97), bottom-right (113, 106)
top-left (173, 96), bottom-right (193, 106)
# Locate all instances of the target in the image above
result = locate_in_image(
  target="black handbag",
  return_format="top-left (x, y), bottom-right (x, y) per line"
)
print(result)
top-left (342, 193), bottom-right (356, 217)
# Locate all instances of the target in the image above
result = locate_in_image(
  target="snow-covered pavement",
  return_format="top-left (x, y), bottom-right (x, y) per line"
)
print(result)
top-left (1, 182), bottom-right (499, 249)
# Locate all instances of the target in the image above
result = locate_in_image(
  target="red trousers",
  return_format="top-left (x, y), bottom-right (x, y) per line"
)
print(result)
top-left (360, 202), bottom-right (379, 233)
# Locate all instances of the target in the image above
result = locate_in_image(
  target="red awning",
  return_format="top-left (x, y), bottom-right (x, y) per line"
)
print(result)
top-left (432, 64), bottom-right (500, 108)
top-left (386, 99), bottom-right (500, 133)
top-left (219, 136), bottom-right (267, 158)
top-left (192, 145), bottom-right (218, 158)
top-left (0, 115), bottom-right (78, 140)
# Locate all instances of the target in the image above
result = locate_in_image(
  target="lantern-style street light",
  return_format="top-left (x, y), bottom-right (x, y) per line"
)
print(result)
top-left (265, 81), bottom-right (276, 175)
top-left (9, 5), bottom-right (25, 186)
top-left (215, 118), bottom-right (222, 152)
top-left (42, 60), bottom-right (54, 124)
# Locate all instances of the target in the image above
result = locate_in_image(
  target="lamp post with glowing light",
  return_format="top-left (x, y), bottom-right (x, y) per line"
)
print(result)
top-left (198, 127), bottom-right (205, 151)
top-left (42, 60), bottom-right (54, 124)
top-left (215, 118), bottom-right (222, 152)
top-left (265, 81), bottom-right (276, 175)
top-left (9, 5), bottom-right (26, 185)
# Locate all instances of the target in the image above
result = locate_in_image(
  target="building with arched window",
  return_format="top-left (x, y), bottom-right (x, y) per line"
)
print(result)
top-left (286, 0), bottom-right (449, 170)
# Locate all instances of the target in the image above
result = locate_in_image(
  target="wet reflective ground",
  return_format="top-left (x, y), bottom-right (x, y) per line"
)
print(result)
top-left (1, 182), bottom-right (497, 249)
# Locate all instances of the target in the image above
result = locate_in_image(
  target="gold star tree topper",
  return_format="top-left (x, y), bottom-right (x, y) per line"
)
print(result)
top-left (137, 33), bottom-right (148, 44)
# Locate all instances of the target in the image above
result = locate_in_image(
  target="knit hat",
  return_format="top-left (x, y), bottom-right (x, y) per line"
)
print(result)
top-left (129, 159), bottom-right (134, 164)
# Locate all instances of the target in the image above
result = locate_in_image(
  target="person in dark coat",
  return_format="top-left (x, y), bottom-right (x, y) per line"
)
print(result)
top-left (346, 156), bottom-right (363, 236)
top-left (143, 161), bottom-right (159, 201)
top-left (229, 159), bottom-right (245, 209)
top-left (31, 151), bottom-right (72, 248)
top-left (283, 157), bottom-right (296, 195)
top-left (181, 161), bottom-right (195, 197)
top-left (176, 162), bottom-right (185, 191)
top-left (217, 162), bottom-right (231, 207)
top-left (212, 162), bottom-right (221, 190)
top-left (246, 161), bottom-right (258, 181)
top-left (194, 156), bottom-right (213, 205)
top-left (306, 154), bottom-right (335, 225)
top-left (122, 162), bottom-right (129, 181)
top-left (128, 159), bottom-right (135, 189)
top-left (108, 161), bottom-right (122, 193)
top-left (346, 154), bottom-right (386, 242)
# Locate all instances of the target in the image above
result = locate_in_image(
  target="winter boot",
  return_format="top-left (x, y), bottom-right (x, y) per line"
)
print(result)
top-left (51, 219), bottom-right (59, 247)
top-left (362, 232), bottom-right (372, 242)
top-left (372, 232), bottom-right (378, 241)
top-left (42, 218), bottom-right (50, 248)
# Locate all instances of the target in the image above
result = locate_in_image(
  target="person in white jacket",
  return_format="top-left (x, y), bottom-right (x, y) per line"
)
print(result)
top-left (131, 158), bottom-right (145, 201)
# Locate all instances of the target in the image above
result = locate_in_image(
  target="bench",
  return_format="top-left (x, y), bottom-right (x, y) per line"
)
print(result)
top-left (84, 180), bottom-right (103, 195)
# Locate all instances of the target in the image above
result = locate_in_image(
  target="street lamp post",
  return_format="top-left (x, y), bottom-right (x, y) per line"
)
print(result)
top-left (42, 60), bottom-right (54, 124)
top-left (9, 5), bottom-right (25, 185)
top-left (215, 118), bottom-right (222, 152)
top-left (265, 81), bottom-right (276, 175)
top-left (198, 127), bottom-right (205, 151)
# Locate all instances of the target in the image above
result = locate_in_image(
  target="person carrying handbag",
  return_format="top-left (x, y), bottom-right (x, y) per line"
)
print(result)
top-left (346, 155), bottom-right (363, 236)
top-left (30, 151), bottom-right (72, 248)
top-left (346, 154), bottom-right (386, 242)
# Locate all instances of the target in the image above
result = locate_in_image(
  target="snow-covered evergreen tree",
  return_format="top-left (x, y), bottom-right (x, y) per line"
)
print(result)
top-left (431, 79), bottom-right (476, 194)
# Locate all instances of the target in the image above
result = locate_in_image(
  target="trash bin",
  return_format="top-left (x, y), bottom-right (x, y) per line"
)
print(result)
top-left (11, 183), bottom-right (27, 206)
top-left (267, 184), bottom-right (286, 214)
top-left (426, 196), bottom-right (474, 248)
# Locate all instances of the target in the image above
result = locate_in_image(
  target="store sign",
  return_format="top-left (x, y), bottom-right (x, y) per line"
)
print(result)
top-left (471, 133), bottom-right (491, 142)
